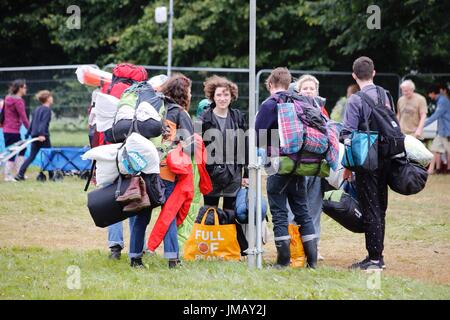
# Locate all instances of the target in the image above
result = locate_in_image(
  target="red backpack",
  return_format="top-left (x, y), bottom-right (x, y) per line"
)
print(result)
top-left (100, 63), bottom-right (148, 98)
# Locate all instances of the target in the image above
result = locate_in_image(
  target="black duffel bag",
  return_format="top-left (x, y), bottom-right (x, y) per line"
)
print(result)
top-left (322, 188), bottom-right (364, 233)
top-left (87, 176), bottom-right (148, 228)
top-left (388, 156), bottom-right (428, 195)
top-left (104, 118), bottom-right (163, 143)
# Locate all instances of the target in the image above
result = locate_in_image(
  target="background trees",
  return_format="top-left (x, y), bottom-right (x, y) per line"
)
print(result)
top-left (1, 0), bottom-right (449, 74)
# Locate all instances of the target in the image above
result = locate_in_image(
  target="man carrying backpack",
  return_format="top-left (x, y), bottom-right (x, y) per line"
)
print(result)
top-left (341, 56), bottom-right (402, 271)
top-left (255, 68), bottom-right (318, 269)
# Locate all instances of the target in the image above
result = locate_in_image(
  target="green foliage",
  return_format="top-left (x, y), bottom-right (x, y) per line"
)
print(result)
top-left (1, 0), bottom-right (449, 74)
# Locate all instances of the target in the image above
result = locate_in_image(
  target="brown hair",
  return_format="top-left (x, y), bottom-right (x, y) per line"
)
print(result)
top-left (203, 75), bottom-right (238, 102)
top-left (35, 90), bottom-right (52, 104)
top-left (348, 83), bottom-right (360, 95)
top-left (8, 79), bottom-right (26, 95)
top-left (265, 67), bottom-right (291, 91)
top-left (161, 73), bottom-right (192, 111)
top-left (352, 56), bottom-right (374, 81)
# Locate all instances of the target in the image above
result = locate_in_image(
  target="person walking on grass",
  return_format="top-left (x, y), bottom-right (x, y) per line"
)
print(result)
top-left (424, 83), bottom-right (450, 175)
top-left (397, 80), bottom-right (427, 139)
top-left (2, 79), bottom-right (30, 182)
top-left (15, 91), bottom-right (54, 181)
top-left (255, 67), bottom-right (318, 269)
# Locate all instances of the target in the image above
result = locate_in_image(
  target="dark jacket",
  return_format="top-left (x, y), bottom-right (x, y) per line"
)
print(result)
top-left (198, 103), bottom-right (248, 197)
top-left (28, 105), bottom-right (52, 137)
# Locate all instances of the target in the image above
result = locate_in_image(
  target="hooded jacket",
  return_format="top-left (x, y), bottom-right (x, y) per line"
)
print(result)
top-left (2, 95), bottom-right (30, 134)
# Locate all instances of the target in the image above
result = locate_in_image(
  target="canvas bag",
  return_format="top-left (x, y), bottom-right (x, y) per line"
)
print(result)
top-left (184, 207), bottom-right (241, 261)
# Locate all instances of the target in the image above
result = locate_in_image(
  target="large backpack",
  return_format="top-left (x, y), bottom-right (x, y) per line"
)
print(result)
top-left (104, 82), bottom-right (164, 143)
top-left (356, 86), bottom-right (405, 158)
top-left (91, 63), bottom-right (148, 148)
top-left (274, 92), bottom-right (340, 177)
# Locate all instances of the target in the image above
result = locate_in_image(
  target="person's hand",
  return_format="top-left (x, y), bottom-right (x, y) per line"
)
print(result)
top-left (38, 135), bottom-right (46, 142)
top-left (343, 168), bottom-right (353, 181)
top-left (413, 129), bottom-right (423, 139)
top-left (242, 178), bottom-right (249, 187)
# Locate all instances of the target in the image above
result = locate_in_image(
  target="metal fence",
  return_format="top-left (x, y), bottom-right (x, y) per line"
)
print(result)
top-left (3, 65), bottom-right (448, 125)
top-left (104, 64), bottom-right (250, 118)
top-left (256, 69), bottom-right (402, 115)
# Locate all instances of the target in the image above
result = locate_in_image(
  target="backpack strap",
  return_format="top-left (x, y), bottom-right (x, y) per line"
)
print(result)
top-left (83, 160), bottom-right (97, 192)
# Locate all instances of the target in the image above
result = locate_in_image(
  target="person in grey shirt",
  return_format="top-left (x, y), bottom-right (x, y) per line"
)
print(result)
top-left (341, 56), bottom-right (392, 271)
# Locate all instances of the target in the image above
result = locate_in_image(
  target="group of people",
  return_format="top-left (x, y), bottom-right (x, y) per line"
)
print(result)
top-left (1, 80), bottom-right (54, 182)
top-left (3, 56), bottom-right (449, 272)
top-left (103, 74), bottom-right (249, 268)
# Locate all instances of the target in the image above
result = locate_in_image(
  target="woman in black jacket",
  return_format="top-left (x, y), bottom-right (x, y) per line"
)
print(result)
top-left (198, 75), bottom-right (248, 217)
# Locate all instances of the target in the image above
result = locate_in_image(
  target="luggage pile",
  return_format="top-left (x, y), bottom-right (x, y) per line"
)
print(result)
top-left (77, 64), bottom-right (167, 228)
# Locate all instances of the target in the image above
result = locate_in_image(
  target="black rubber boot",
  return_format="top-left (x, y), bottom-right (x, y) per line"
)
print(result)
top-left (302, 239), bottom-right (318, 269)
top-left (274, 239), bottom-right (291, 269)
top-left (130, 257), bottom-right (144, 268)
top-left (109, 245), bottom-right (122, 260)
top-left (168, 258), bottom-right (182, 269)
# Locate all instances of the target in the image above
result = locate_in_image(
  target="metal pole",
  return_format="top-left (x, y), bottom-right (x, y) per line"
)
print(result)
top-left (167, 0), bottom-right (174, 77)
top-left (256, 154), bottom-right (263, 269)
top-left (247, 0), bottom-right (257, 269)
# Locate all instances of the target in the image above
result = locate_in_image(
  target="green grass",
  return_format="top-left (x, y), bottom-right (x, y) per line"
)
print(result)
top-left (1, 247), bottom-right (449, 300)
top-left (50, 130), bottom-right (89, 147)
top-left (0, 170), bottom-right (449, 299)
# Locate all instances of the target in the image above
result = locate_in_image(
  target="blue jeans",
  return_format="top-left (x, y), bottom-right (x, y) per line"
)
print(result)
top-left (108, 221), bottom-right (129, 249)
top-left (266, 174), bottom-right (316, 241)
top-left (306, 176), bottom-right (323, 240)
top-left (128, 210), bottom-right (152, 259)
top-left (162, 180), bottom-right (178, 259)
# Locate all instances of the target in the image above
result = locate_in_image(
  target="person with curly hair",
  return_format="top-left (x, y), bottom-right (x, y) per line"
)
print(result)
top-left (197, 75), bottom-right (248, 253)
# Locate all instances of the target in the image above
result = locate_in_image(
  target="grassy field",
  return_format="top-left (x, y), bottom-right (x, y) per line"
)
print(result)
top-left (50, 130), bottom-right (89, 147)
top-left (0, 168), bottom-right (449, 299)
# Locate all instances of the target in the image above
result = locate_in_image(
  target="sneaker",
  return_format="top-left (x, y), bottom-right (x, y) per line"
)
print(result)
top-left (130, 257), bottom-right (144, 268)
top-left (108, 245), bottom-right (122, 260)
top-left (14, 175), bottom-right (25, 181)
top-left (349, 256), bottom-right (384, 271)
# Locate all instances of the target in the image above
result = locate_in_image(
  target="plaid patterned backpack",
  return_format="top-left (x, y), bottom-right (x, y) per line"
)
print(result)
top-left (275, 92), bottom-right (340, 176)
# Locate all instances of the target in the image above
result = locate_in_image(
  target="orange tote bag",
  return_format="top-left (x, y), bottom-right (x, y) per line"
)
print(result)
top-left (184, 207), bottom-right (241, 261)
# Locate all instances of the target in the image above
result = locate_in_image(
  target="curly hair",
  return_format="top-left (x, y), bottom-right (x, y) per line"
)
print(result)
top-left (203, 75), bottom-right (238, 102)
top-left (161, 73), bottom-right (192, 111)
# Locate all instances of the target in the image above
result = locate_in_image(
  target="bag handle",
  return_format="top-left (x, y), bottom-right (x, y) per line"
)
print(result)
top-left (200, 207), bottom-right (220, 226)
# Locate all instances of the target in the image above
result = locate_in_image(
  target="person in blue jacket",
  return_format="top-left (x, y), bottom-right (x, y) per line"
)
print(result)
top-left (424, 84), bottom-right (450, 174)
top-left (15, 90), bottom-right (54, 181)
